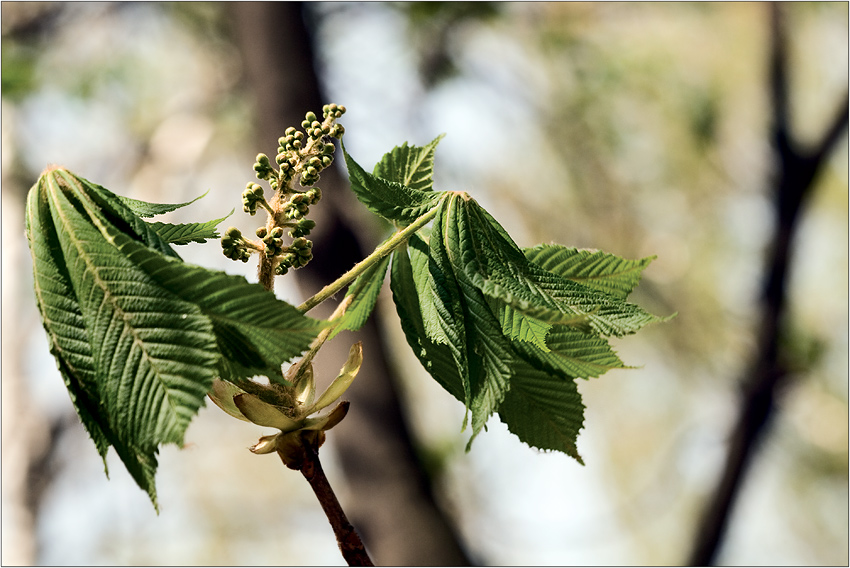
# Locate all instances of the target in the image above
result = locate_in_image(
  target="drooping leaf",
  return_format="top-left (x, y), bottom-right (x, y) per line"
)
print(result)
top-left (372, 134), bottom-right (446, 191)
top-left (524, 244), bottom-right (655, 299)
top-left (148, 210), bottom-right (233, 245)
top-left (28, 169), bottom-right (220, 509)
top-left (25, 167), bottom-right (323, 508)
top-left (343, 143), bottom-right (444, 225)
top-left (435, 197), bottom-right (515, 440)
top-left (385, 188), bottom-right (665, 460)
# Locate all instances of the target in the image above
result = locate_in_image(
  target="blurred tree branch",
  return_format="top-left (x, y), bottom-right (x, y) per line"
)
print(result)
top-left (688, 4), bottom-right (848, 565)
top-left (227, 3), bottom-right (471, 565)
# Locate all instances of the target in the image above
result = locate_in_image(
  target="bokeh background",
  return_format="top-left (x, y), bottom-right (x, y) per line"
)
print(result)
top-left (2, 2), bottom-right (847, 566)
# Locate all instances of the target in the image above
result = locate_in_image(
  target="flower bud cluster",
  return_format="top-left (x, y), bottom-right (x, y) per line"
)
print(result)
top-left (224, 104), bottom-right (345, 272)
top-left (221, 227), bottom-right (251, 263)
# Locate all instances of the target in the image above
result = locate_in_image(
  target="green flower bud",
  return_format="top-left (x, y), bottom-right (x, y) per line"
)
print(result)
top-left (305, 111), bottom-right (317, 123)
top-left (322, 143), bottom-right (335, 155)
top-left (322, 156), bottom-right (333, 168)
top-left (270, 227), bottom-right (284, 238)
top-left (256, 227), bottom-right (268, 238)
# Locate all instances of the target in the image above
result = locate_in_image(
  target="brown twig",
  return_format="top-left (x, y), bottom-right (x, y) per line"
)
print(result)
top-left (290, 437), bottom-right (374, 566)
top-left (687, 4), bottom-right (848, 565)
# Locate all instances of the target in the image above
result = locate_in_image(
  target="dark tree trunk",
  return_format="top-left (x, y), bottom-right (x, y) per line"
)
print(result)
top-left (227, 3), bottom-right (471, 565)
top-left (687, 4), bottom-right (848, 564)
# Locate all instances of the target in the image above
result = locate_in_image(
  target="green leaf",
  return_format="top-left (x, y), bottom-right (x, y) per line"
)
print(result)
top-left (110, 237), bottom-right (325, 384)
top-left (372, 134), bottom-right (446, 191)
top-left (117, 191), bottom-right (209, 218)
top-left (28, 168), bottom-right (219, 509)
top-left (328, 251), bottom-right (391, 340)
top-left (148, 210), bottom-right (233, 245)
top-left (498, 304), bottom-right (551, 352)
top-left (343, 143), bottom-right (444, 225)
top-left (25, 167), bottom-right (323, 508)
top-left (446, 193), bottom-right (663, 337)
top-left (385, 190), bottom-right (665, 460)
top-left (498, 359), bottom-right (586, 461)
top-left (390, 236), bottom-right (466, 402)
top-left (436, 197), bottom-right (514, 440)
top-left (524, 244), bottom-right (655, 299)
top-left (513, 326), bottom-right (628, 380)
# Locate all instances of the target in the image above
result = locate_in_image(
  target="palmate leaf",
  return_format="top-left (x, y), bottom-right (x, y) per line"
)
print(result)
top-left (343, 143), bottom-right (444, 225)
top-left (383, 182), bottom-right (666, 458)
top-left (25, 167), bottom-right (323, 508)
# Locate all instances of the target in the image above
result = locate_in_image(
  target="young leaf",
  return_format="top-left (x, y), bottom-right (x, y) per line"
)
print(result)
top-left (433, 198), bottom-right (514, 440)
top-left (343, 143), bottom-right (444, 225)
top-left (372, 134), bottom-right (446, 191)
top-left (117, 190), bottom-right (209, 218)
top-left (148, 210), bottom-right (233, 245)
top-left (524, 244), bottom-right (655, 299)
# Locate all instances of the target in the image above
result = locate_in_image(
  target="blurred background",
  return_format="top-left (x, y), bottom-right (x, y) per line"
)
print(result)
top-left (2, 2), bottom-right (847, 565)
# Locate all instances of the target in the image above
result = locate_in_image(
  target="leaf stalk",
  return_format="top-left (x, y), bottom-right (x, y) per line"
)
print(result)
top-left (297, 197), bottom-right (445, 313)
